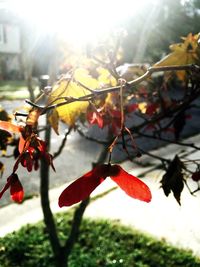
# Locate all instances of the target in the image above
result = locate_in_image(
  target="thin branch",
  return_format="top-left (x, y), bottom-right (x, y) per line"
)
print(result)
top-left (53, 128), bottom-right (72, 159)
top-left (74, 80), bottom-right (96, 93)
top-left (130, 87), bottom-right (200, 133)
top-left (137, 147), bottom-right (170, 164)
top-left (76, 127), bottom-right (109, 145)
top-left (63, 143), bottom-right (109, 262)
top-left (117, 141), bottom-right (170, 164)
top-left (135, 132), bottom-right (200, 150)
top-left (64, 198), bottom-right (90, 255)
top-left (24, 64), bottom-right (199, 115)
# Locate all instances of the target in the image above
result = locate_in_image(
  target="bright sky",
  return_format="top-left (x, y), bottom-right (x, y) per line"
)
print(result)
top-left (4, 0), bottom-right (161, 44)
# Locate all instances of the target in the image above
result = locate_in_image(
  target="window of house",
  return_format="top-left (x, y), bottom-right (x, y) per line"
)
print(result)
top-left (0, 24), bottom-right (6, 44)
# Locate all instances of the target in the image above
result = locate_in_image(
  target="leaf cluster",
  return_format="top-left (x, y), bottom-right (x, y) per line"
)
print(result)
top-left (1, 33), bottom-right (200, 206)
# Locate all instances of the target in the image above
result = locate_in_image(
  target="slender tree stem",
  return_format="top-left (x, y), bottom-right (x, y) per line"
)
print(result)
top-left (40, 118), bottom-right (61, 265)
top-left (23, 64), bottom-right (199, 115)
top-left (62, 144), bottom-right (109, 265)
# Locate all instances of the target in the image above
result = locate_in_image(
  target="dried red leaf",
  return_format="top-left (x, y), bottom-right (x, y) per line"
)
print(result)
top-left (58, 165), bottom-right (108, 207)
top-left (145, 103), bottom-right (159, 116)
top-left (110, 165), bottom-right (152, 203)
top-left (87, 110), bottom-right (104, 129)
top-left (108, 109), bottom-right (121, 118)
top-left (126, 103), bottom-right (138, 113)
top-left (14, 134), bottom-right (55, 173)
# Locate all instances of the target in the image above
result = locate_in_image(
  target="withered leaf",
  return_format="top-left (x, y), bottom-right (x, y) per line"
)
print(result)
top-left (160, 155), bottom-right (184, 205)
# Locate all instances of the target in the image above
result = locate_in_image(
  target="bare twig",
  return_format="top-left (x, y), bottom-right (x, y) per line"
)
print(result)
top-left (136, 132), bottom-right (200, 150)
top-left (53, 128), bottom-right (72, 159)
top-left (24, 64), bottom-right (199, 115)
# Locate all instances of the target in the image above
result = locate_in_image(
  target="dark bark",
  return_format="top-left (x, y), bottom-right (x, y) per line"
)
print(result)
top-left (40, 121), bottom-right (61, 267)
top-left (61, 145), bottom-right (109, 266)
top-left (40, 119), bottom-right (109, 267)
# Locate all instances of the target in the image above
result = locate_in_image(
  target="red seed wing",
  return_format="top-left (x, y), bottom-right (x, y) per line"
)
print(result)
top-left (58, 165), bottom-right (108, 207)
top-left (18, 136), bottom-right (26, 154)
top-left (0, 120), bottom-right (22, 134)
top-left (10, 174), bottom-right (24, 203)
top-left (110, 165), bottom-right (152, 203)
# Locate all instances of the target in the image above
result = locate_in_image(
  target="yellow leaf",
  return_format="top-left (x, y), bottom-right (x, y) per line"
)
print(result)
top-left (104, 92), bottom-right (117, 108)
top-left (138, 102), bottom-right (147, 113)
top-left (155, 50), bottom-right (197, 66)
top-left (155, 52), bottom-right (196, 81)
top-left (48, 109), bottom-right (59, 135)
top-left (154, 33), bottom-right (199, 80)
top-left (97, 67), bottom-right (117, 86)
top-left (74, 68), bottom-right (99, 90)
top-left (48, 80), bottom-right (89, 126)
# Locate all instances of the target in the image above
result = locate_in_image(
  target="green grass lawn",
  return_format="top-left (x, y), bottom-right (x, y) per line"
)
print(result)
top-left (0, 211), bottom-right (199, 267)
top-left (0, 80), bottom-right (39, 100)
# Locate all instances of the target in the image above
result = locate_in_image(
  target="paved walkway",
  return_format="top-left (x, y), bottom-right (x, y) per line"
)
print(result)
top-left (0, 134), bottom-right (200, 257)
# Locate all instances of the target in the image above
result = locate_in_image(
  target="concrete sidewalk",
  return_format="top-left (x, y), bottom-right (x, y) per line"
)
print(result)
top-left (0, 135), bottom-right (200, 257)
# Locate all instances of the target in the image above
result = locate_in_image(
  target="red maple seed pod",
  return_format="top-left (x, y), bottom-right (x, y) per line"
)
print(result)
top-left (58, 164), bottom-right (152, 207)
top-left (110, 165), bottom-right (152, 203)
top-left (0, 173), bottom-right (24, 203)
top-left (58, 165), bottom-right (108, 207)
top-left (10, 174), bottom-right (24, 203)
top-left (20, 152), bottom-right (33, 172)
top-left (34, 158), bottom-right (40, 171)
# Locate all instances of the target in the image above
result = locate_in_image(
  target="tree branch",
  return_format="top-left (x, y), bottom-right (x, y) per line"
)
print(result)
top-left (53, 128), bottom-right (72, 159)
top-left (24, 64), bottom-right (199, 115)
top-left (62, 143), bottom-right (109, 263)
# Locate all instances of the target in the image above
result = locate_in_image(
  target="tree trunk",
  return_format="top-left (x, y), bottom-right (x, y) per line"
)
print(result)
top-left (40, 120), bottom-right (61, 267)
top-left (40, 117), bottom-right (109, 266)
top-left (62, 144), bottom-right (109, 264)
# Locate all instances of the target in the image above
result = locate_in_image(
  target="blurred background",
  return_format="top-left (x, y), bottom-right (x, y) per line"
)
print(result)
top-left (0, 0), bottom-right (199, 83)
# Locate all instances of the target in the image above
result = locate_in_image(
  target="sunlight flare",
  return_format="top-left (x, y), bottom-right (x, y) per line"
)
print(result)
top-left (7, 0), bottom-right (159, 44)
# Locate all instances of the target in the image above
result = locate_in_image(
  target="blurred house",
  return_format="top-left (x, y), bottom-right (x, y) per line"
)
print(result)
top-left (0, 9), bottom-right (22, 80)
